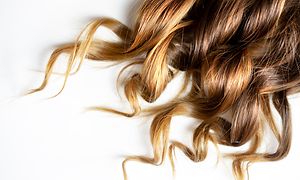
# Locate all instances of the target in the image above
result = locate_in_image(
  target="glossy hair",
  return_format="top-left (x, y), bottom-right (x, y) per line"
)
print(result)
top-left (29, 0), bottom-right (300, 179)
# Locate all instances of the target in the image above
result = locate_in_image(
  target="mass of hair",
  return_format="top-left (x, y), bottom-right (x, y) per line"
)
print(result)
top-left (28, 0), bottom-right (300, 179)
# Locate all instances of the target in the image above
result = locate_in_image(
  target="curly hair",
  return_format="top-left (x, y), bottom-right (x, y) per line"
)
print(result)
top-left (28, 0), bottom-right (300, 179)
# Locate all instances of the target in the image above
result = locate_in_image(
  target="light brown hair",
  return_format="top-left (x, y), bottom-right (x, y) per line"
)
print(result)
top-left (28, 0), bottom-right (300, 179)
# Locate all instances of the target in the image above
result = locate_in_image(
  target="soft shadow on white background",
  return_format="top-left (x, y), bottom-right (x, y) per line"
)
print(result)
top-left (0, 0), bottom-right (300, 180)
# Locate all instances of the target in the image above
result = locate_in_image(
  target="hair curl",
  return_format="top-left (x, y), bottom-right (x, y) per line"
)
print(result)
top-left (28, 0), bottom-right (300, 179)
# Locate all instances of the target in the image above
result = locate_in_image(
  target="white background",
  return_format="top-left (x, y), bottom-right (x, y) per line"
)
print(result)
top-left (0, 0), bottom-right (300, 180)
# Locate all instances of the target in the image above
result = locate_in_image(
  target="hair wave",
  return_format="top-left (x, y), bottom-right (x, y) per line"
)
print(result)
top-left (29, 0), bottom-right (300, 179)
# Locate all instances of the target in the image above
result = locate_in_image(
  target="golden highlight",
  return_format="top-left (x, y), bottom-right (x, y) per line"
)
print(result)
top-left (28, 0), bottom-right (300, 179)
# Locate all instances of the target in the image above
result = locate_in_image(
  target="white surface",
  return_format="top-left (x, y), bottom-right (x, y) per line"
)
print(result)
top-left (0, 0), bottom-right (300, 180)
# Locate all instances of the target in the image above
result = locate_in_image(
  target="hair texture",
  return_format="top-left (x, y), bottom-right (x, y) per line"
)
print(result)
top-left (29, 0), bottom-right (300, 179)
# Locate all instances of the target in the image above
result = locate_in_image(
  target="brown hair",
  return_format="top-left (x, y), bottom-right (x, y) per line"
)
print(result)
top-left (28, 0), bottom-right (300, 179)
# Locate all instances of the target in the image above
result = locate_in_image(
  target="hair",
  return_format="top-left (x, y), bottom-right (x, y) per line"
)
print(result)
top-left (28, 0), bottom-right (300, 179)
